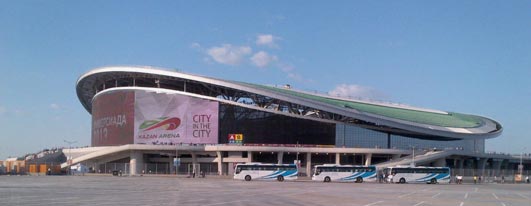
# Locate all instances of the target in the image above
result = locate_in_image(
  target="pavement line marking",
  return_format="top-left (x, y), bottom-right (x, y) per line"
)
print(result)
top-left (281, 191), bottom-right (313, 196)
top-left (179, 199), bottom-right (207, 204)
top-left (399, 192), bottom-right (416, 198)
top-left (414, 201), bottom-right (425, 206)
top-left (492, 193), bottom-right (499, 200)
top-left (500, 203), bottom-right (506, 206)
top-left (364, 200), bottom-right (384, 206)
top-left (517, 193), bottom-right (529, 199)
top-left (202, 200), bottom-right (248, 206)
top-left (459, 202), bottom-right (464, 206)
top-left (431, 192), bottom-right (441, 198)
top-left (464, 193), bottom-right (468, 199)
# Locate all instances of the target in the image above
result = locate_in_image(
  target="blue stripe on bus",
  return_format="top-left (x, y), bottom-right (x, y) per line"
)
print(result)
top-left (261, 170), bottom-right (298, 179)
top-left (414, 173), bottom-right (450, 182)
top-left (415, 173), bottom-right (437, 182)
top-left (338, 172), bottom-right (376, 181)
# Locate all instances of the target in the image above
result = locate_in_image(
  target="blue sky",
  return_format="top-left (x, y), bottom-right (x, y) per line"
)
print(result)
top-left (1, 1), bottom-right (530, 159)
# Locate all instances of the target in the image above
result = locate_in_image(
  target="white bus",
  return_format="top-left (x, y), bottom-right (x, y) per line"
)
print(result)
top-left (312, 164), bottom-right (377, 183)
top-left (384, 166), bottom-right (450, 184)
top-left (234, 163), bottom-right (298, 182)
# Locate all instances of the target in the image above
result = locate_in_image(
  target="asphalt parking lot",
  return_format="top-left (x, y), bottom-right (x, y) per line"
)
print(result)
top-left (0, 175), bottom-right (530, 206)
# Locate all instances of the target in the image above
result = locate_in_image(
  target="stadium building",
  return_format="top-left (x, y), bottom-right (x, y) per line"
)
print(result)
top-left (65, 65), bottom-right (516, 177)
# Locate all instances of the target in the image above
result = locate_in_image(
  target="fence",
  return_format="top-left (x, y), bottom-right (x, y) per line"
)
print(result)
top-left (451, 168), bottom-right (531, 183)
top-left (91, 162), bottom-right (218, 176)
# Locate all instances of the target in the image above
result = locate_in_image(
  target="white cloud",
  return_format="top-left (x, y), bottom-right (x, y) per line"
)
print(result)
top-left (278, 63), bottom-right (294, 73)
top-left (190, 42), bottom-right (202, 50)
top-left (250, 51), bottom-right (277, 68)
top-left (256, 34), bottom-right (278, 47)
top-left (328, 84), bottom-right (386, 100)
top-left (206, 44), bottom-right (252, 65)
top-left (287, 72), bottom-right (303, 81)
top-left (50, 103), bottom-right (60, 110)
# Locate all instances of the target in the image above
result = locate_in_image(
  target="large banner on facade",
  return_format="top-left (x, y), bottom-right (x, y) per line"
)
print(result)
top-left (134, 91), bottom-right (219, 145)
top-left (91, 90), bottom-right (135, 146)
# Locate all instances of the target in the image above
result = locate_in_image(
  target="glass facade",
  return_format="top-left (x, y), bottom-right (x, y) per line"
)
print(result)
top-left (216, 102), bottom-right (485, 152)
top-left (219, 103), bottom-right (336, 145)
top-left (335, 124), bottom-right (387, 148)
top-left (336, 124), bottom-right (484, 152)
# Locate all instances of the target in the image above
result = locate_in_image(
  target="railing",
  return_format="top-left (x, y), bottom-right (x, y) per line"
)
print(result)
top-left (89, 162), bottom-right (219, 176)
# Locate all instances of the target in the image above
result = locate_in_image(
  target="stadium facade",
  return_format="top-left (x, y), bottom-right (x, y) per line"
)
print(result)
top-left (69, 66), bottom-right (509, 176)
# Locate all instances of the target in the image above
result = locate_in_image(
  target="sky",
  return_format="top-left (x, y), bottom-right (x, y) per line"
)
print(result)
top-left (0, 1), bottom-right (530, 159)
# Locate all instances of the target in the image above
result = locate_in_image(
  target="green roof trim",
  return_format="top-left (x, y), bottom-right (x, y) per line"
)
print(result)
top-left (244, 83), bottom-right (482, 128)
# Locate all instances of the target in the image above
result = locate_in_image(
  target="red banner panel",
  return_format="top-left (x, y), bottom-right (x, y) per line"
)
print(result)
top-left (91, 90), bottom-right (135, 146)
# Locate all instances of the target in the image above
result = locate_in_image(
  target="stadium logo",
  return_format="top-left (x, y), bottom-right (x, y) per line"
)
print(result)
top-left (139, 117), bottom-right (181, 131)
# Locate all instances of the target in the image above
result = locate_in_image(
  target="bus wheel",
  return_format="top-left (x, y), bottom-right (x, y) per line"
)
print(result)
top-left (399, 178), bottom-right (406, 184)
top-left (324, 177), bottom-right (331, 182)
top-left (356, 177), bottom-right (363, 183)
top-left (277, 175), bottom-right (284, 182)
top-left (245, 175), bottom-right (252, 181)
top-left (430, 178), bottom-right (437, 184)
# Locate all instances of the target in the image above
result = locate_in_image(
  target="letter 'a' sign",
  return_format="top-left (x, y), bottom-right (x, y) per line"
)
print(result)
top-left (228, 134), bottom-right (243, 144)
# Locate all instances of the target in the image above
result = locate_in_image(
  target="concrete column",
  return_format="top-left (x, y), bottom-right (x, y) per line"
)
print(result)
top-left (191, 152), bottom-right (198, 174)
top-left (129, 151), bottom-right (144, 176)
top-left (492, 159), bottom-right (502, 176)
top-left (169, 155), bottom-right (174, 174)
top-left (335, 153), bottom-right (341, 165)
top-left (228, 163), bottom-right (235, 176)
top-left (464, 159), bottom-right (475, 176)
top-left (216, 151), bottom-right (223, 175)
top-left (434, 158), bottom-right (446, 167)
top-left (456, 158), bottom-right (464, 175)
top-left (364, 153), bottom-right (372, 166)
top-left (247, 151), bottom-right (253, 162)
top-left (277, 152), bottom-right (284, 164)
top-left (306, 153), bottom-right (312, 176)
top-left (477, 158), bottom-right (488, 176)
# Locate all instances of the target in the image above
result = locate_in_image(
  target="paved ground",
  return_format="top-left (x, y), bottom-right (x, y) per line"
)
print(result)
top-left (0, 175), bottom-right (530, 206)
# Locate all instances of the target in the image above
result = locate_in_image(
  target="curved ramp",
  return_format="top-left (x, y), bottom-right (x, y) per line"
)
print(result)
top-left (376, 150), bottom-right (461, 169)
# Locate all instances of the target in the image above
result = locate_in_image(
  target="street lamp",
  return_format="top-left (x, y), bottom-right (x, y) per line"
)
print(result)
top-left (520, 147), bottom-right (526, 176)
top-left (410, 145), bottom-right (416, 167)
top-left (63, 140), bottom-right (77, 163)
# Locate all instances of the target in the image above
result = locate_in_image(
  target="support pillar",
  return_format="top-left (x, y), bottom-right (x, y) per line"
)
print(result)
top-left (191, 152), bottom-right (198, 174)
top-left (456, 158), bottom-right (464, 175)
top-left (364, 153), bottom-right (372, 166)
top-left (465, 159), bottom-right (474, 176)
top-left (492, 159), bottom-right (502, 176)
top-left (477, 158), bottom-right (488, 176)
top-left (216, 151), bottom-right (223, 175)
top-left (335, 153), bottom-right (341, 165)
top-left (277, 152), bottom-right (284, 164)
top-left (247, 151), bottom-right (252, 162)
top-left (306, 153), bottom-right (312, 176)
top-left (169, 155), bottom-right (175, 174)
top-left (129, 151), bottom-right (144, 176)
top-left (387, 133), bottom-right (391, 149)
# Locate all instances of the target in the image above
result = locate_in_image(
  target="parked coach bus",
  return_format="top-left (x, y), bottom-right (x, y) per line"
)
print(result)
top-left (312, 164), bottom-right (377, 183)
top-left (234, 163), bottom-right (298, 182)
top-left (384, 166), bottom-right (451, 184)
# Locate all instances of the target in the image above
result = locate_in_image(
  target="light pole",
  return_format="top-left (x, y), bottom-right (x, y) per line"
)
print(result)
top-left (411, 145), bottom-right (416, 167)
top-left (63, 140), bottom-right (77, 163)
top-left (520, 147), bottom-right (526, 176)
